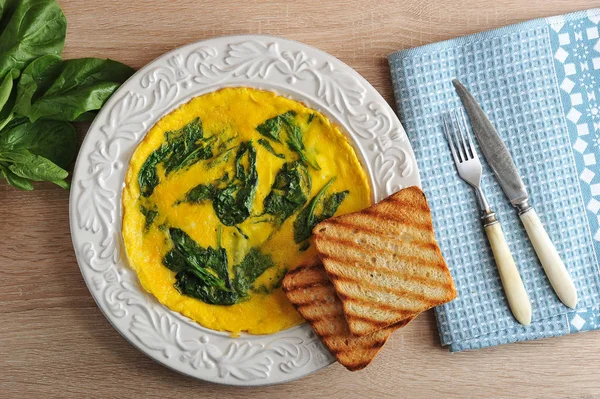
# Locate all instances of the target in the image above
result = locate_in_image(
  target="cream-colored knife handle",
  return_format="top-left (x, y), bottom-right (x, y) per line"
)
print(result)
top-left (519, 208), bottom-right (577, 309)
top-left (484, 222), bottom-right (532, 325)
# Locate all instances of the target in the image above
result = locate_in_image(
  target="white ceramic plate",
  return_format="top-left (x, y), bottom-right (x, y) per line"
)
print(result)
top-left (69, 35), bottom-right (420, 386)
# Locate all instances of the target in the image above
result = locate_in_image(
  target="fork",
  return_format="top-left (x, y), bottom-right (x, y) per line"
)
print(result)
top-left (443, 109), bottom-right (532, 326)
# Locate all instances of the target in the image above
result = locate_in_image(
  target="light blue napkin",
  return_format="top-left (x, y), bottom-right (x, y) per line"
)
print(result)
top-left (388, 9), bottom-right (600, 351)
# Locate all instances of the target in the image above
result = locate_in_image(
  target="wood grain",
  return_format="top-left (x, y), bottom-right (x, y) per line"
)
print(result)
top-left (2, 1), bottom-right (600, 398)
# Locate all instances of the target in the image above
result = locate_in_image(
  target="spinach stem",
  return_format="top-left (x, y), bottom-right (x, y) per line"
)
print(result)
top-left (309, 177), bottom-right (336, 219)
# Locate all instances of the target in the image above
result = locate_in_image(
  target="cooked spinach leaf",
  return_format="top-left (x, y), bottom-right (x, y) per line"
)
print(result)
top-left (206, 146), bottom-right (236, 169)
top-left (162, 118), bottom-right (214, 174)
top-left (251, 266), bottom-right (288, 294)
top-left (163, 227), bottom-right (276, 305)
top-left (322, 190), bottom-right (349, 219)
top-left (140, 204), bottom-right (158, 231)
top-left (138, 149), bottom-right (163, 197)
top-left (255, 111), bottom-right (297, 142)
top-left (138, 118), bottom-right (214, 197)
top-left (257, 138), bottom-right (284, 159)
top-left (213, 141), bottom-right (258, 225)
top-left (167, 227), bottom-right (230, 288)
top-left (293, 178), bottom-right (349, 244)
top-left (164, 227), bottom-right (237, 306)
top-left (307, 113), bottom-right (315, 124)
top-left (263, 161), bottom-right (311, 223)
top-left (255, 110), bottom-right (319, 170)
top-left (174, 272), bottom-right (238, 306)
top-left (282, 116), bottom-right (320, 170)
top-left (183, 184), bottom-right (215, 203)
top-left (233, 247), bottom-right (275, 297)
top-left (180, 141), bottom-right (258, 226)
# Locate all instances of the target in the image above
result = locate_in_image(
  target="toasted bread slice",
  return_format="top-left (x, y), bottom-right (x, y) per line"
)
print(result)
top-left (282, 262), bottom-right (413, 371)
top-left (313, 186), bottom-right (456, 337)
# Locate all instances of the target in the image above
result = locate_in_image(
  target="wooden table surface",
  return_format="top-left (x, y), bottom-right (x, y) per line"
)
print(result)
top-left (2, 1), bottom-right (600, 398)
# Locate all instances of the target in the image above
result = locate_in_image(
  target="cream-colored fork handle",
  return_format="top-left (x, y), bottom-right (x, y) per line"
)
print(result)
top-left (519, 208), bottom-right (578, 309)
top-left (484, 222), bottom-right (532, 325)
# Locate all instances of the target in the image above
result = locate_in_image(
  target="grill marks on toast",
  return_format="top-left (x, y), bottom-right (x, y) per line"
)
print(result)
top-left (314, 186), bottom-right (457, 337)
top-left (282, 263), bottom-right (412, 371)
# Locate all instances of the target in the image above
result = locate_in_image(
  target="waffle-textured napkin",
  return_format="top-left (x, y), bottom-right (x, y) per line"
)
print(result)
top-left (388, 9), bottom-right (600, 351)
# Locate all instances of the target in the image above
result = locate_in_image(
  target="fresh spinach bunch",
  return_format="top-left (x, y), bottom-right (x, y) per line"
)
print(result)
top-left (293, 178), bottom-right (349, 248)
top-left (256, 110), bottom-right (320, 170)
top-left (163, 227), bottom-right (276, 305)
top-left (0, 0), bottom-right (134, 190)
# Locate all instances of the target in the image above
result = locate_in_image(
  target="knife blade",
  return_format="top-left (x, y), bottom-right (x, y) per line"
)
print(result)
top-left (452, 80), bottom-right (529, 207)
top-left (453, 79), bottom-right (578, 309)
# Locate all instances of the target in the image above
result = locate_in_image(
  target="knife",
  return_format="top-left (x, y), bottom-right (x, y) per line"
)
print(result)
top-left (453, 79), bottom-right (578, 309)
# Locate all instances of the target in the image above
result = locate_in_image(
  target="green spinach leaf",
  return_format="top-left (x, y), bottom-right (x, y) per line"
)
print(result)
top-left (257, 138), bottom-right (285, 159)
top-left (182, 183), bottom-right (216, 203)
top-left (181, 141), bottom-right (258, 227)
top-left (256, 110), bottom-right (320, 170)
top-left (140, 204), bottom-right (158, 231)
top-left (206, 146), bottom-right (236, 169)
top-left (322, 190), bottom-right (349, 219)
top-left (174, 271), bottom-right (238, 306)
top-left (162, 118), bottom-right (213, 174)
top-left (0, 0), bottom-right (66, 81)
top-left (163, 227), bottom-right (278, 305)
top-left (138, 149), bottom-right (163, 197)
top-left (263, 161), bottom-right (311, 223)
top-left (251, 266), bottom-right (288, 294)
top-left (283, 116), bottom-right (320, 170)
top-left (0, 120), bottom-right (76, 168)
top-left (12, 54), bottom-right (62, 117)
top-left (255, 111), bottom-right (297, 142)
top-left (293, 178), bottom-right (349, 244)
top-left (0, 69), bottom-right (21, 131)
top-left (138, 118), bottom-right (214, 197)
top-left (0, 148), bottom-right (67, 183)
top-left (0, 162), bottom-right (33, 190)
top-left (0, 0), bottom-right (134, 191)
top-left (233, 247), bottom-right (275, 297)
top-left (164, 227), bottom-right (238, 305)
top-left (213, 141), bottom-right (258, 226)
top-left (13, 57), bottom-right (134, 122)
top-left (0, 69), bottom-right (18, 112)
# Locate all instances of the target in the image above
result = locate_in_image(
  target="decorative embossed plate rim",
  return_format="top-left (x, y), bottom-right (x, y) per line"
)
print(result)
top-left (69, 35), bottom-right (420, 386)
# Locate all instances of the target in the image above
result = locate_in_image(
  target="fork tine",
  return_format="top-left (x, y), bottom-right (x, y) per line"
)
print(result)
top-left (453, 109), bottom-right (472, 160)
top-left (449, 112), bottom-right (466, 162)
top-left (459, 109), bottom-right (477, 158)
top-left (443, 115), bottom-right (461, 164)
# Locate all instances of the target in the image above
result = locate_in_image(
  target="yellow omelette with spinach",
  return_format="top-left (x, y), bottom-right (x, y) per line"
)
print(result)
top-left (122, 87), bottom-right (371, 334)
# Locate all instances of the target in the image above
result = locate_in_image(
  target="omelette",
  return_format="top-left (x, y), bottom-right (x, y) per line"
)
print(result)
top-left (122, 87), bottom-right (371, 335)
